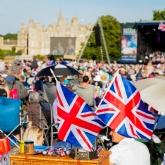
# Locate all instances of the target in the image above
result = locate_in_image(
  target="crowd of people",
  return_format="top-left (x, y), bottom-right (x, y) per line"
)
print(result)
top-left (0, 56), bottom-right (164, 164)
top-left (0, 57), bottom-right (165, 126)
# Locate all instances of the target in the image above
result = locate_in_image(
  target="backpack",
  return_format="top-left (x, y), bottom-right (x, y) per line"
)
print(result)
top-left (9, 81), bottom-right (19, 99)
top-left (0, 88), bottom-right (7, 97)
top-left (9, 88), bottom-right (18, 99)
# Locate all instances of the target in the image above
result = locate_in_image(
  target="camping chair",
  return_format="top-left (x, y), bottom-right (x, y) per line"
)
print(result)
top-left (39, 83), bottom-right (57, 146)
top-left (0, 97), bottom-right (28, 148)
top-left (39, 102), bottom-right (58, 146)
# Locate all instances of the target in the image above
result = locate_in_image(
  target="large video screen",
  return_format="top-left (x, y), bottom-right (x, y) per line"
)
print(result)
top-left (121, 28), bottom-right (137, 63)
top-left (50, 37), bottom-right (76, 55)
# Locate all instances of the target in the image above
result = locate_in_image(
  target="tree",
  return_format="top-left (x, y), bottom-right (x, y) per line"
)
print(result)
top-left (81, 15), bottom-right (121, 61)
top-left (0, 49), bottom-right (5, 59)
top-left (153, 9), bottom-right (165, 20)
top-left (15, 50), bottom-right (23, 55)
top-left (0, 33), bottom-right (17, 40)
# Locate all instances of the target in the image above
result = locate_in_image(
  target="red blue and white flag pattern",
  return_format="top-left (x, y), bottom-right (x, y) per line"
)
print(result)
top-left (96, 73), bottom-right (155, 140)
top-left (158, 22), bottom-right (165, 31)
top-left (55, 81), bottom-right (105, 151)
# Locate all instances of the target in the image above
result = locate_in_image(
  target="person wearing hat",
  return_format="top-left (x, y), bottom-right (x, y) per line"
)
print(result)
top-left (109, 130), bottom-right (150, 165)
top-left (8, 59), bottom-right (23, 78)
top-left (92, 75), bottom-right (102, 88)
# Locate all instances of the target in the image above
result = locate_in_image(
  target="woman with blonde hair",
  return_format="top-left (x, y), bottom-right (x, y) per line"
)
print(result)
top-left (23, 126), bottom-right (44, 146)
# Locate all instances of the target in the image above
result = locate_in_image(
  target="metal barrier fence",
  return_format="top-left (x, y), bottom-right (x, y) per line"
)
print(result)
top-left (15, 55), bottom-right (33, 61)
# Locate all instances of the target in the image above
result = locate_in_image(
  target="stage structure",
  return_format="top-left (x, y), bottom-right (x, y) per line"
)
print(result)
top-left (120, 23), bottom-right (137, 63)
top-left (135, 21), bottom-right (165, 63)
top-left (78, 17), bottom-right (110, 64)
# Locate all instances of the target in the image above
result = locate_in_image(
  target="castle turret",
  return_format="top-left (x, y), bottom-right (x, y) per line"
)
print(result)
top-left (58, 9), bottom-right (64, 26)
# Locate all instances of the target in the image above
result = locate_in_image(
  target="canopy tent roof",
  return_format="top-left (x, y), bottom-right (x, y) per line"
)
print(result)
top-left (135, 21), bottom-right (165, 26)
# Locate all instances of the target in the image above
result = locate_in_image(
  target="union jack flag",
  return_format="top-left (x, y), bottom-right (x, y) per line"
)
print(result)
top-left (56, 81), bottom-right (105, 151)
top-left (96, 74), bottom-right (155, 140)
top-left (158, 22), bottom-right (165, 31)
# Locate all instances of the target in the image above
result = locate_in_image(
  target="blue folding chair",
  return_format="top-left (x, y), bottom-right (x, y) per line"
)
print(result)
top-left (0, 97), bottom-right (28, 148)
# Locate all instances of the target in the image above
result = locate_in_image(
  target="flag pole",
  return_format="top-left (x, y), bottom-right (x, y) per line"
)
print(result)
top-left (97, 69), bottom-right (119, 109)
top-left (50, 69), bottom-right (58, 82)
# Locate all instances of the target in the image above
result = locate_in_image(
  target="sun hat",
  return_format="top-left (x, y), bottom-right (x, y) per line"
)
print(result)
top-left (155, 69), bottom-right (163, 75)
top-left (14, 59), bottom-right (21, 65)
top-left (93, 75), bottom-right (101, 82)
top-left (6, 75), bottom-right (15, 83)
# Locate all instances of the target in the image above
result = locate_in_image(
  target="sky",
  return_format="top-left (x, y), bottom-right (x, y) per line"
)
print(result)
top-left (0, 0), bottom-right (165, 35)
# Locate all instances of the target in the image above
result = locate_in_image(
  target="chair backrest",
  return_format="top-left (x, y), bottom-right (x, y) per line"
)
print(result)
top-left (0, 97), bottom-right (21, 132)
top-left (39, 102), bottom-right (52, 125)
top-left (43, 83), bottom-right (56, 105)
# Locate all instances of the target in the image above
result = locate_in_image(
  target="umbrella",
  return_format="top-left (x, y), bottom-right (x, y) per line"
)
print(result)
top-left (36, 64), bottom-right (81, 77)
top-left (134, 78), bottom-right (165, 92)
top-left (36, 65), bottom-right (55, 77)
top-left (140, 82), bottom-right (165, 113)
top-left (54, 64), bottom-right (81, 76)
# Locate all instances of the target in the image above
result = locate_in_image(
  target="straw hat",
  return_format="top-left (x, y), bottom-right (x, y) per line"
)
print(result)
top-left (101, 75), bottom-right (108, 83)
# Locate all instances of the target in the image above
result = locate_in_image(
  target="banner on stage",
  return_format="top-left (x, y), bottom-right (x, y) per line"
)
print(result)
top-left (121, 26), bottom-right (137, 63)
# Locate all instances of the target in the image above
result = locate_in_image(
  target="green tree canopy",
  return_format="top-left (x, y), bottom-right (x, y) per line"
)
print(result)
top-left (153, 9), bottom-right (165, 20)
top-left (0, 47), bottom-right (22, 59)
top-left (81, 15), bottom-right (121, 61)
top-left (0, 33), bottom-right (17, 40)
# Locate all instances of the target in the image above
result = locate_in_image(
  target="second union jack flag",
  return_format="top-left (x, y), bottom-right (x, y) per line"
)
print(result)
top-left (56, 81), bottom-right (105, 151)
top-left (158, 22), bottom-right (165, 31)
top-left (96, 74), bottom-right (155, 140)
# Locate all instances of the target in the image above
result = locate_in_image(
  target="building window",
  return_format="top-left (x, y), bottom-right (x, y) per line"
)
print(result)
top-left (31, 49), bottom-right (35, 54)
top-left (44, 49), bottom-right (49, 54)
top-left (66, 28), bottom-right (71, 31)
top-left (22, 41), bottom-right (26, 46)
top-left (79, 34), bottom-right (84, 38)
top-left (38, 41), bottom-right (42, 47)
top-left (45, 42), bottom-right (49, 46)
top-left (45, 33), bottom-right (50, 38)
top-left (66, 34), bottom-right (71, 37)
top-left (38, 34), bottom-right (42, 38)
top-left (31, 41), bottom-right (34, 46)
top-left (81, 27), bottom-right (85, 31)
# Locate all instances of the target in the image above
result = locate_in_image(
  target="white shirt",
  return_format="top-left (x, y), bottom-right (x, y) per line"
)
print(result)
top-left (109, 138), bottom-right (150, 165)
top-left (0, 61), bottom-right (5, 71)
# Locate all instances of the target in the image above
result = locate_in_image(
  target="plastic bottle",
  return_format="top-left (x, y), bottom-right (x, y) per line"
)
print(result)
top-left (20, 140), bottom-right (24, 154)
